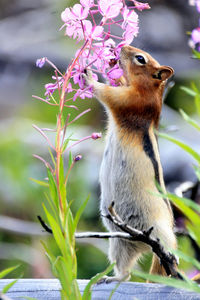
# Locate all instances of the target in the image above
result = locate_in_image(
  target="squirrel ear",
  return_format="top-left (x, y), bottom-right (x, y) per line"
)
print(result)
top-left (152, 66), bottom-right (174, 81)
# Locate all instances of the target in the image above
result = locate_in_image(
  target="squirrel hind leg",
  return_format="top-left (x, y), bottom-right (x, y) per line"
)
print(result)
top-left (149, 254), bottom-right (167, 277)
top-left (106, 238), bottom-right (143, 283)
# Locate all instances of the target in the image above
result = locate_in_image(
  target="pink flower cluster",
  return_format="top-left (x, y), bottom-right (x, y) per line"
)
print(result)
top-left (189, 0), bottom-right (200, 51)
top-left (36, 0), bottom-right (150, 100)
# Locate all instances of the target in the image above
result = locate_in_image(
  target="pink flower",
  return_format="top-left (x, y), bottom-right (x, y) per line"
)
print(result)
top-left (122, 7), bottom-right (139, 29)
top-left (83, 20), bottom-right (104, 40)
top-left (123, 24), bottom-right (139, 44)
top-left (73, 72), bottom-right (85, 89)
top-left (61, 4), bottom-right (89, 22)
top-left (66, 22), bottom-right (84, 41)
top-left (61, 4), bottom-right (89, 41)
top-left (65, 82), bottom-right (73, 93)
top-left (191, 27), bottom-right (200, 44)
top-left (107, 65), bottom-right (123, 80)
top-left (80, 0), bottom-right (94, 8)
top-left (36, 57), bottom-right (46, 68)
top-left (61, 8), bottom-right (73, 23)
top-left (196, 0), bottom-right (200, 12)
top-left (98, 0), bottom-right (123, 20)
top-left (73, 87), bottom-right (93, 101)
top-left (71, 3), bottom-right (89, 20)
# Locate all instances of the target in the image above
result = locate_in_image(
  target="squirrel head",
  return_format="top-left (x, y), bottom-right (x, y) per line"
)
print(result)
top-left (119, 45), bottom-right (174, 90)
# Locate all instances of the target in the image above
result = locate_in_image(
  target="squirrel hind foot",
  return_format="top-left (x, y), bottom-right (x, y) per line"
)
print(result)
top-left (97, 272), bottom-right (130, 285)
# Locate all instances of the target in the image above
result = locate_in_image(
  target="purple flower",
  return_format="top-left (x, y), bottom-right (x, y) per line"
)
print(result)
top-left (44, 82), bottom-right (58, 96)
top-left (73, 87), bottom-right (93, 101)
top-left (44, 77), bottom-right (64, 97)
top-left (36, 57), bottom-right (46, 68)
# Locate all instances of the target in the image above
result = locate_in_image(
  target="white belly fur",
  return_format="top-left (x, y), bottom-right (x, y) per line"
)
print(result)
top-left (100, 118), bottom-right (174, 246)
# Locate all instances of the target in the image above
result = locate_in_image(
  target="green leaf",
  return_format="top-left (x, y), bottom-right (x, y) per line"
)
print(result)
top-left (47, 168), bottom-right (59, 209)
top-left (44, 192), bottom-right (59, 222)
top-left (40, 240), bottom-right (58, 276)
top-left (43, 204), bottom-right (71, 260)
top-left (193, 165), bottom-right (200, 181)
top-left (179, 109), bottom-right (200, 131)
top-left (134, 270), bottom-right (200, 293)
top-left (192, 49), bottom-right (200, 59)
top-left (166, 192), bottom-right (200, 214)
top-left (59, 156), bottom-right (67, 214)
top-left (180, 86), bottom-right (196, 97)
top-left (73, 194), bottom-right (90, 234)
top-left (187, 222), bottom-right (200, 247)
top-left (2, 279), bottom-right (18, 293)
top-left (54, 256), bottom-right (81, 300)
top-left (63, 201), bottom-right (75, 247)
top-left (62, 133), bottom-right (75, 152)
top-left (68, 151), bottom-right (73, 170)
top-left (0, 265), bottom-right (19, 279)
top-left (48, 147), bottom-right (56, 167)
top-left (172, 249), bottom-right (200, 270)
top-left (191, 82), bottom-right (200, 116)
top-left (159, 132), bottom-right (200, 164)
top-left (30, 177), bottom-right (49, 187)
top-left (82, 263), bottom-right (115, 300)
top-left (167, 194), bottom-right (200, 226)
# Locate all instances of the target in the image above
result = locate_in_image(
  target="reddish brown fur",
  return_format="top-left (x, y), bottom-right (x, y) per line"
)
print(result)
top-left (100, 46), bottom-right (173, 135)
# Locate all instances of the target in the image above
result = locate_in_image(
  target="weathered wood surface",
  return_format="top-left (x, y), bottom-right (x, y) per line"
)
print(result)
top-left (0, 279), bottom-right (200, 300)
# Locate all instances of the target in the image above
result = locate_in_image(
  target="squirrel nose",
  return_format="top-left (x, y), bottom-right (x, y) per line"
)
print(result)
top-left (121, 45), bottom-right (133, 54)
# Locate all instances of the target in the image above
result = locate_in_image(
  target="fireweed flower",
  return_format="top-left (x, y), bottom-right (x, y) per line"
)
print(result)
top-left (189, 0), bottom-right (200, 12)
top-left (191, 26), bottom-right (200, 50)
top-left (189, 0), bottom-right (200, 51)
top-left (80, 0), bottom-right (94, 8)
top-left (37, 0), bottom-right (150, 99)
top-left (98, 0), bottom-right (123, 21)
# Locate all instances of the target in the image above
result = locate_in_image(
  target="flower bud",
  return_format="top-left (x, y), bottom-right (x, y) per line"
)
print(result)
top-left (36, 57), bottom-right (47, 68)
top-left (91, 132), bottom-right (102, 140)
top-left (74, 154), bottom-right (82, 162)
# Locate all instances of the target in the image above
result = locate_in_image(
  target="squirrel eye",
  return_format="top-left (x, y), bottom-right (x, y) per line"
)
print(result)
top-left (135, 55), bottom-right (146, 65)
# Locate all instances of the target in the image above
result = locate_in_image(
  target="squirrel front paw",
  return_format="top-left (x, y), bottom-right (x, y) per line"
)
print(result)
top-left (83, 68), bottom-right (95, 87)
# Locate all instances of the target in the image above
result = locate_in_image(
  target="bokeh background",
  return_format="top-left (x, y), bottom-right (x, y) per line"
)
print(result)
top-left (0, 0), bottom-right (200, 280)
